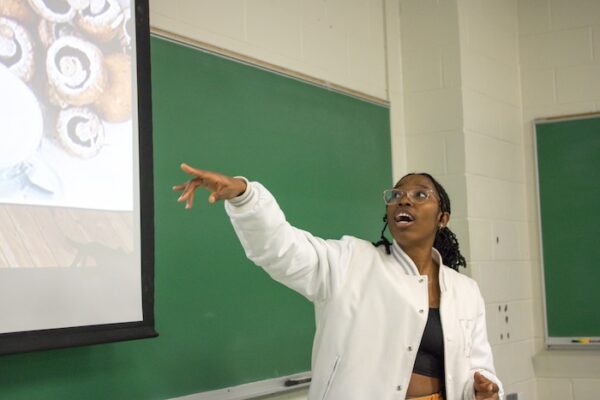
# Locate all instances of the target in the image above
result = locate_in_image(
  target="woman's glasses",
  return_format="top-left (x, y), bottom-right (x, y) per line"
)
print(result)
top-left (383, 188), bottom-right (437, 205)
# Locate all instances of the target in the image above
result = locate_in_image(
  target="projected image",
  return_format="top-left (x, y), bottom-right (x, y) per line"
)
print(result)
top-left (0, 0), bottom-right (152, 350)
top-left (0, 0), bottom-right (134, 211)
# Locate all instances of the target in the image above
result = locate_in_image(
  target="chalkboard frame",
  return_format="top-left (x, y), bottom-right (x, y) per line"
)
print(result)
top-left (0, 0), bottom-right (158, 356)
top-left (533, 112), bottom-right (600, 349)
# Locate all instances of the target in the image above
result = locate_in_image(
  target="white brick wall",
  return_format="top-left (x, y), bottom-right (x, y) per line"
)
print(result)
top-left (398, 0), bottom-right (469, 261)
top-left (451, 0), bottom-right (537, 397)
top-left (538, 378), bottom-right (573, 400)
top-left (536, 378), bottom-right (600, 400)
top-left (149, 0), bottom-right (388, 100)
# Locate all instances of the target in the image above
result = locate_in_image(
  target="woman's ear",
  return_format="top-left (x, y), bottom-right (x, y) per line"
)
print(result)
top-left (438, 211), bottom-right (450, 229)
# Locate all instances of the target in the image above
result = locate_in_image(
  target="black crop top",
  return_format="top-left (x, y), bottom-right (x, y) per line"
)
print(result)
top-left (412, 308), bottom-right (445, 379)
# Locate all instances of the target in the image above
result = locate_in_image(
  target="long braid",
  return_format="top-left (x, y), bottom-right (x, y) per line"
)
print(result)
top-left (372, 173), bottom-right (467, 271)
top-left (371, 215), bottom-right (392, 254)
top-left (433, 226), bottom-right (466, 271)
top-left (419, 173), bottom-right (466, 271)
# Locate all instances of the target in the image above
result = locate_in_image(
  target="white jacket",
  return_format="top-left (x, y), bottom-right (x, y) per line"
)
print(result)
top-left (225, 181), bottom-right (504, 400)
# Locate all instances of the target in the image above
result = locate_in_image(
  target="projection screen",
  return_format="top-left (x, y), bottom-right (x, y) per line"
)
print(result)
top-left (0, 0), bottom-right (156, 355)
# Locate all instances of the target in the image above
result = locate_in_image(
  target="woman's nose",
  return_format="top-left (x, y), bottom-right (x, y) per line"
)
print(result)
top-left (398, 192), bottom-right (412, 205)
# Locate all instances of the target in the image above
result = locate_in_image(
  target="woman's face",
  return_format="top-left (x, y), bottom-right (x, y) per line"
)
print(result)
top-left (385, 174), bottom-right (449, 249)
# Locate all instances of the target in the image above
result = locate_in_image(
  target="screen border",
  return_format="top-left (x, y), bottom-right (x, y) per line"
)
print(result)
top-left (0, 0), bottom-right (157, 356)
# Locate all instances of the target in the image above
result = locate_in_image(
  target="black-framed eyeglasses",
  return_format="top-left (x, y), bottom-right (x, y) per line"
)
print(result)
top-left (382, 188), bottom-right (437, 205)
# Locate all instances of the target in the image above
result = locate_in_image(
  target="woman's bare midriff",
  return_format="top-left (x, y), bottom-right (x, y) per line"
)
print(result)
top-left (406, 372), bottom-right (442, 398)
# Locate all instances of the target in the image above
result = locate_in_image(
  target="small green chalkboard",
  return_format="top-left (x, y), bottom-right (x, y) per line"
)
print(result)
top-left (535, 114), bottom-right (600, 347)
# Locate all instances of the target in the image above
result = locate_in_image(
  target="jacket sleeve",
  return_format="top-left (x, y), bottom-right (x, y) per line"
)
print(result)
top-left (462, 284), bottom-right (505, 400)
top-left (224, 180), bottom-right (353, 302)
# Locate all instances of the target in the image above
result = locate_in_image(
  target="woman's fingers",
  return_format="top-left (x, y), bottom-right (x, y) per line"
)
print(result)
top-left (176, 163), bottom-right (243, 206)
top-left (177, 182), bottom-right (196, 202)
top-left (181, 163), bottom-right (212, 179)
top-left (175, 179), bottom-right (219, 208)
top-left (476, 383), bottom-right (495, 393)
top-left (474, 372), bottom-right (498, 398)
top-left (172, 183), bottom-right (187, 192)
top-left (180, 164), bottom-right (223, 193)
top-left (475, 371), bottom-right (490, 385)
top-left (185, 188), bottom-right (196, 209)
top-left (208, 183), bottom-right (225, 203)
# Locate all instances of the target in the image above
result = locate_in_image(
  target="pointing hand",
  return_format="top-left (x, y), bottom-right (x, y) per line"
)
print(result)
top-left (173, 163), bottom-right (247, 209)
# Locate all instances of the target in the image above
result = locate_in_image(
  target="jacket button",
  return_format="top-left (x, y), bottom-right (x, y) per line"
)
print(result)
top-left (397, 385), bottom-right (403, 391)
top-left (419, 278), bottom-right (424, 283)
top-left (408, 346), bottom-right (413, 351)
top-left (419, 309), bottom-right (424, 313)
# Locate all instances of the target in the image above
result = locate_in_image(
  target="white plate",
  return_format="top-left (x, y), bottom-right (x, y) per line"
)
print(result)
top-left (0, 64), bottom-right (43, 170)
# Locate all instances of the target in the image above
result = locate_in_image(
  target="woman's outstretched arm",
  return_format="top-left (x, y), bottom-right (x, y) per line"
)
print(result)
top-left (173, 163), bottom-right (352, 302)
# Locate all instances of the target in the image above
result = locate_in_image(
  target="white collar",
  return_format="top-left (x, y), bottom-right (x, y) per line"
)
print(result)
top-left (390, 240), bottom-right (448, 291)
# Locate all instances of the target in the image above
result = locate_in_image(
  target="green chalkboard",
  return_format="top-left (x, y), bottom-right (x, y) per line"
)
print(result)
top-left (0, 36), bottom-right (391, 399)
top-left (535, 115), bottom-right (600, 345)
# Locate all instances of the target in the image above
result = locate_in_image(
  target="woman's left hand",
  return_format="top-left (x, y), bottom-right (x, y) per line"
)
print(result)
top-left (473, 371), bottom-right (500, 400)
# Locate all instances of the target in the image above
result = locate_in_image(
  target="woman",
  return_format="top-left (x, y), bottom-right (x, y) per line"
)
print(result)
top-left (174, 163), bottom-right (503, 400)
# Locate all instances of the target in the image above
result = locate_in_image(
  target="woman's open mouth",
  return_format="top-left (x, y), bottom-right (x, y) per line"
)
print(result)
top-left (394, 212), bottom-right (415, 226)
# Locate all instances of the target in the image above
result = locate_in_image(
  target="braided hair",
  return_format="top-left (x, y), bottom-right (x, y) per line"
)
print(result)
top-left (372, 215), bottom-right (392, 255)
top-left (372, 173), bottom-right (467, 271)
